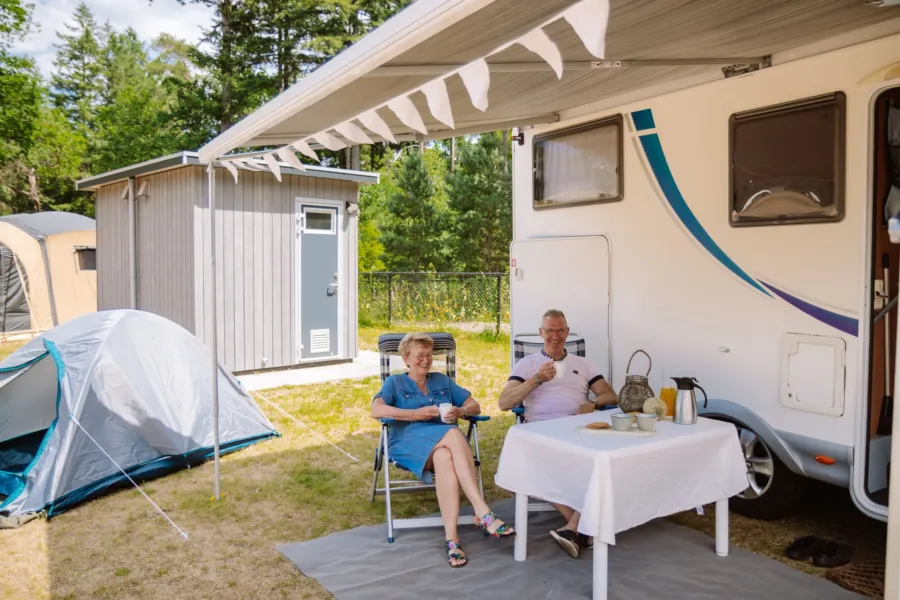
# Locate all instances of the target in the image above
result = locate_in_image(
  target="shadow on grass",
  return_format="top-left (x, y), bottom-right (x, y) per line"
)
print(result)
top-left (36, 407), bottom-right (519, 600)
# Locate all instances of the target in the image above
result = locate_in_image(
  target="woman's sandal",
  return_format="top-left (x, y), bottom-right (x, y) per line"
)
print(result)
top-left (446, 539), bottom-right (467, 568)
top-left (473, 511), bottom-right (516, 538)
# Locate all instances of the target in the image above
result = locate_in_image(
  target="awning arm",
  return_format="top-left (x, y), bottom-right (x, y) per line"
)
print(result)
top-left (366, 57), bottom-right (769, 76)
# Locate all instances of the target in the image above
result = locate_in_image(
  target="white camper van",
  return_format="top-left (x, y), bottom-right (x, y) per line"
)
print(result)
top-left (509, 33), bottom-right (900, 523)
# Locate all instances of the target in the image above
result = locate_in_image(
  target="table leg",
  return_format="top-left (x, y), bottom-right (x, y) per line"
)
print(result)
top-left (593, 540), bottom-right (608, 600)
top-left (514, 493), bottom-right (528, 561)
top-left (715, 498), bottom-right (728, 557)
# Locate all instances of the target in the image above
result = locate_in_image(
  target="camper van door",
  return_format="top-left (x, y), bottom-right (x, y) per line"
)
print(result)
top-left (509, 235), bottom-right (611, 383)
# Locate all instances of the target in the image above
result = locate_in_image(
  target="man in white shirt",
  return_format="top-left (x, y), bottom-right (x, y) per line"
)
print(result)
top-left (498, 308), bottom-right (618, 559)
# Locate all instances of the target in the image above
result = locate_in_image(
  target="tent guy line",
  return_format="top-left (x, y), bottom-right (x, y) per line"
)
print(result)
top-left (68, 414), bottom-right (190, 540)
top-left (250, 390), bottom-right (360, 463)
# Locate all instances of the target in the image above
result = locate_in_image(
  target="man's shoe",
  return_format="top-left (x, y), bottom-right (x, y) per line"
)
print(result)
top-left (550, 528), bottom-right (581, 559)
top-left (579, 533), bottom-right (593, 550)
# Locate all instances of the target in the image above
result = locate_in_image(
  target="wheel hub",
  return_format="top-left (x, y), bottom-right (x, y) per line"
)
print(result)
top-left (736, 426), bottom-right (775, 500)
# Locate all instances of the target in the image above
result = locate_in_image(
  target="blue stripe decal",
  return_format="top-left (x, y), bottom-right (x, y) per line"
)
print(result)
top-left (633, 108), bottom-right (859, 337)
top-left (632, 109), bottom-right (655, 131)
top-left (637, 132), bottom-right (772, 297)
top-left (761, 282), bottom-right (859, 337)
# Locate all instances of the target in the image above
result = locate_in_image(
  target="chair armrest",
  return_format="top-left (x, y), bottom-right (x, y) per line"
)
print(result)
top-left (597, 403), bottom-right (617, 412)
top-left (464, 415), bottom-right (490, 423)
top-left (510, 406), bottom-right (525, 416)
top-left (379, 418), bottom-right (395, 425)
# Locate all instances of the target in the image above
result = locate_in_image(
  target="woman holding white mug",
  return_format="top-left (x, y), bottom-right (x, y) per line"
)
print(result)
top-left (371, 332), bottom-right (514, 568)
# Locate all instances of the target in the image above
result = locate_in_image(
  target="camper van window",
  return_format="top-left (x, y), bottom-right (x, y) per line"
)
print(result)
top-left (533, 115), bottom-right (623, 209)
top-left (730, 92), bottom-right (845, 226)
top-left (76, 248), bottom-right (96, 271)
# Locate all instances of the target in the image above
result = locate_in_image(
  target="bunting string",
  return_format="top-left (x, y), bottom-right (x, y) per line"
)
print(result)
top-left (219, 0), bottom-right (610, 181)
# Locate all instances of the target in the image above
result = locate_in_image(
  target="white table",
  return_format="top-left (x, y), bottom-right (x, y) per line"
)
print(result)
top-left (494, 411), bottom-right (748, 600)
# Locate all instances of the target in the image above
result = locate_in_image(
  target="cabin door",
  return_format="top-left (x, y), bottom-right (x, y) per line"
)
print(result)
top-left (297, 201), bottom-right (342, 361)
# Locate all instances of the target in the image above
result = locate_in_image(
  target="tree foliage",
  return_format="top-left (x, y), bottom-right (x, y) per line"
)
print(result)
top-left (0, 0), bottom-right (513, 276)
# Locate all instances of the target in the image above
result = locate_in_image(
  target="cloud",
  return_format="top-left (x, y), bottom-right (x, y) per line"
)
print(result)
top-left (11, 0), bottom-right (214, 77)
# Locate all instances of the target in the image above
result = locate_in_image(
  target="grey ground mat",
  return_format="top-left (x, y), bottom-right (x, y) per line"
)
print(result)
top-left (277, 498), bottom-right (869, 600)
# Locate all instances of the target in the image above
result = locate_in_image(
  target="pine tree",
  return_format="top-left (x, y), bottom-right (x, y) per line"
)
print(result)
top-left (92, 28), bottom-right (182, 172)
top-left (381, 150), bottom-right (448, 271)
top-left (50, 2), bottom-right (105, 132)
top-left (445, 132), bottom-right (512, 272)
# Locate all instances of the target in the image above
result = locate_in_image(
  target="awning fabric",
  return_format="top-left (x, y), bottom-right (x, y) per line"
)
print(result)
top-left (197, 0), bottom-right (900, 181)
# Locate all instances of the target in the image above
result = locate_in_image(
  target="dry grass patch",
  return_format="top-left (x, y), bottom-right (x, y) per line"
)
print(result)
top-left (0, 325), bottom-right (886, 599)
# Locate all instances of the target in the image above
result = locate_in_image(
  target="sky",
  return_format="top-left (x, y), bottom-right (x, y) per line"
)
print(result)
top-left (11, 0), bottom-right (215, 77)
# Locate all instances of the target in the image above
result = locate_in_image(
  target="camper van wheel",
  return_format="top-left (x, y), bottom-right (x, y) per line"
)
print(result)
top-left (730, 423), bottom-right (806, 520)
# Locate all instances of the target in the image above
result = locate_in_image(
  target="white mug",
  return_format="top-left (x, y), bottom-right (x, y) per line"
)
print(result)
top-left (553, 361), bottom-right (566, 379)
top-left (439, 403), bottom-right (454, 423)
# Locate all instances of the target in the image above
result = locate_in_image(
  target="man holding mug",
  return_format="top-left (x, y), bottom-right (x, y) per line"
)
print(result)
top-left (498, 308), bottom-right (617, 559)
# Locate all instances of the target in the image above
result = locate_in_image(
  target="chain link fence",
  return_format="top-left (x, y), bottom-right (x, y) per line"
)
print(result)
top-left (359, 272), bottom-right (510, 332)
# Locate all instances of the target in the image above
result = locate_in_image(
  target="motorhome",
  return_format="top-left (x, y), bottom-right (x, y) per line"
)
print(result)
top-left (509, 30), bottom-right (900, 524)
top-left (193, 0), bottom-right (900, 594)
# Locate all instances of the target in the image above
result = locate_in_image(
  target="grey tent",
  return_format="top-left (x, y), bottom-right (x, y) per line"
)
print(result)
top-left (0, 309), bottom-right (277, 523)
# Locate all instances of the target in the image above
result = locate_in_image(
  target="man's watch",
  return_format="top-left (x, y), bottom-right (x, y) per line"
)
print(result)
top-left (533, 373), bottom-right (542, 385)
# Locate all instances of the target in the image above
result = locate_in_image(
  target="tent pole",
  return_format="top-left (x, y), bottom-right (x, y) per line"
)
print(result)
top-left (207, 163), bottom-right (220, 501)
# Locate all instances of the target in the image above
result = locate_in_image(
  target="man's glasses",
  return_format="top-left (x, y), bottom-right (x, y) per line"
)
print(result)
top-left (541, 328), bottom-right (569, 336)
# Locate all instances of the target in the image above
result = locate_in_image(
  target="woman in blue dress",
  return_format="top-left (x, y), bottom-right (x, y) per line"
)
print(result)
top-left (371, 332), bottom-right (514, 568)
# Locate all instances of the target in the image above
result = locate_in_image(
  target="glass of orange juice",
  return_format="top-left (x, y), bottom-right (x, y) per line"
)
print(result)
top-left (659, 369), bottom-right (676, 417)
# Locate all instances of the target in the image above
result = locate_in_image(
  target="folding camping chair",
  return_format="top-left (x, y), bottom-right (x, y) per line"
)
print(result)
top-left (369, 332), bottom-right (490, 542)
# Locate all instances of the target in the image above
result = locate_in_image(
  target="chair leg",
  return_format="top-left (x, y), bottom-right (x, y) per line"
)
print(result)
top-left (370, 434), bottom-right (382, 502)
top-left (472, 424), bottom-right (485, 498)
top-left (382, 426), bottom-right (395, 543)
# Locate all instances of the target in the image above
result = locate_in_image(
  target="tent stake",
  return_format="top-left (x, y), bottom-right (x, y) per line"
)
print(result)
top-left (208, 163), bottom-right (221, 501)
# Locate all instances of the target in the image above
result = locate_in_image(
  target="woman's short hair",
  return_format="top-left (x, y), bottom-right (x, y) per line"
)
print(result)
top-left (398, 332), bottom-right (435, 357)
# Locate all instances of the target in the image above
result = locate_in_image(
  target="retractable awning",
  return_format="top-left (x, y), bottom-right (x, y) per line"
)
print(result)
top-left (197, 0), bottom-right (900, 174)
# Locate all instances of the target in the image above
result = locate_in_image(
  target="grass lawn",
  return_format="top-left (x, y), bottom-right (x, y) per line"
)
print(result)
top-left (0, 326), bottom-right (887, 599)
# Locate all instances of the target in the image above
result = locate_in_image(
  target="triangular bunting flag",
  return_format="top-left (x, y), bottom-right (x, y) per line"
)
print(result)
top-left (220, 160), bottom-right (239, 183)
top-left (564, 0), bottom-right (609, 59)
top-left (334, 121), bottom-right (373, 144)
top-left (275, 147), bottom-right (307, 171)
top-left (458, 58), bottom-right (490, 112)
top-left (517, 28), bottom-right (563, 79)
top-left (291, 139), bottom-right (319, 162)
top-left (387, 95), bottom-right (429, 135)
top-left (312, 131), bottom-right (348, 151)
top-left (261, 153), bottom-right (282, 182)
top-left (421, 78), bottom-right (455, 129)
top-left (359, 110), bottom-right (397, 143)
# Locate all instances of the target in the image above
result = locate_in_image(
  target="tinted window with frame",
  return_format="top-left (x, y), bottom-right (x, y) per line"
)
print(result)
top-left (533, 115), bottom-right (623, 210)
top-left (729, 92), bottom-right (845, 227)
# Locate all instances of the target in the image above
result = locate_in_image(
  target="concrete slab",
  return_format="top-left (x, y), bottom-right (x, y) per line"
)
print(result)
top-left (235, 351), bottom-right (446, 391)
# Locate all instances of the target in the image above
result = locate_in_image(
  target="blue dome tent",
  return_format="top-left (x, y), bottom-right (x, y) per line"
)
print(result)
top-left (0, 309), bottom-right (277, 525)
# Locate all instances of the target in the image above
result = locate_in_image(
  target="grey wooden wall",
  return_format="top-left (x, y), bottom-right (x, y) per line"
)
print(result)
top-left (95, 183), bottom-right (131, 310)
top-left (134, 167), bottom-right (198, 331)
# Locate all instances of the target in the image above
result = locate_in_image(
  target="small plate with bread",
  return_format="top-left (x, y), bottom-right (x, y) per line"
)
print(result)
top-left (575, 419), bottom-right (657, 437)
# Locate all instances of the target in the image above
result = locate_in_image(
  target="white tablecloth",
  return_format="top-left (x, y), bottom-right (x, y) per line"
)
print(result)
top-left (494, 411), bottom-right (747, 546)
